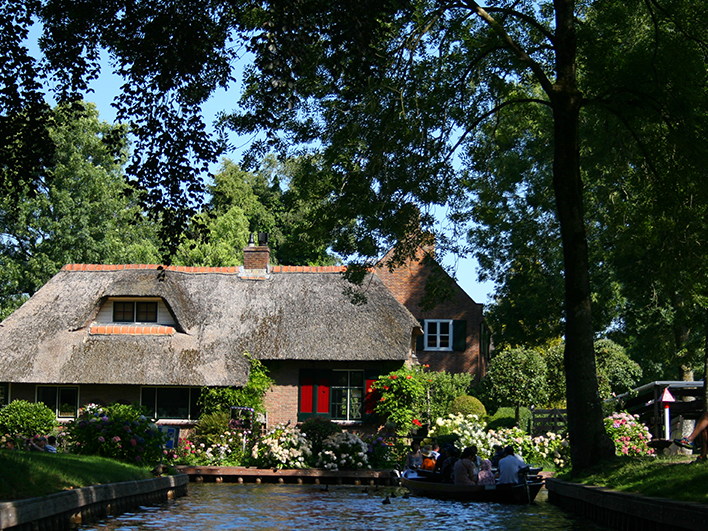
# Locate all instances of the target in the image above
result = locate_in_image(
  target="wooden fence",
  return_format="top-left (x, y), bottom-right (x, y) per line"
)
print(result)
top-left (531, 408), bottom-right (567, 435)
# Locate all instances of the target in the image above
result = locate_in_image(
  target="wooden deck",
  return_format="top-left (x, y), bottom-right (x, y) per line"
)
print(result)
top-left (174, 466), bottom-right (401, 486)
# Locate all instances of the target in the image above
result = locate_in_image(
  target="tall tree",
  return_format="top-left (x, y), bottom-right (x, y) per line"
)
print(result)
top-left (229, 0), bottom-right (618, 471)
top-left (175, 157), bottom-right (340, 266)
top-left (0, 102), bottom-right (161, 319)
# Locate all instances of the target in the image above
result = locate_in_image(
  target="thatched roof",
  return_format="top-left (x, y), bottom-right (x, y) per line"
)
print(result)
top-left (0, 265), bottom-right (419, 386)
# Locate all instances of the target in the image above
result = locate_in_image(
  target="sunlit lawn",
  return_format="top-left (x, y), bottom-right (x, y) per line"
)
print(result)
top-left (0, 450), bottom-right (152, 501)
top-left (559, 455), bottom-right (708, 504)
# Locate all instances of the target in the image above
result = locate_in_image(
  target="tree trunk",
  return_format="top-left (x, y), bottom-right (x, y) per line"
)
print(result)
top-left (551, 0), bottom-right (615, 473)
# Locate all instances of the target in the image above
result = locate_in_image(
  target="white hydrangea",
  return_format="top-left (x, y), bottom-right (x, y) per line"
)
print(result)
top-left (316, 431), bottom-right (371, 470)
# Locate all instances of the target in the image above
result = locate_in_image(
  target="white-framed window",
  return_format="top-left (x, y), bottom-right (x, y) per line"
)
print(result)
top-left (37, 386), bottom-right (79, 418)
top-left (425, 319), bottom-right (453, 351)
top-left (330, 370), bottom-right (364, 421)
top-left (113, 301), bottom-right (158, 323)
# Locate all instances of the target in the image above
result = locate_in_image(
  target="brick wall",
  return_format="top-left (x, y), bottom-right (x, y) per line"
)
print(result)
top-left (375, 247), bottom-right (487, 380)
top-left (263, 360), bottom-right (301, 426)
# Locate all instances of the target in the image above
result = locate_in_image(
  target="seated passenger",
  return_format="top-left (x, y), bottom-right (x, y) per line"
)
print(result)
top-left (453, 446), bottom-right (478, 485)
top-left (404, 442), bottom-right (423, 470)
top-left (421, 446), bottom-right (436, 471)
top-left (477, 459), bottom-right (496, 485)
top-left (497, 446), bottom-right (526, 484)
top-left (439, 445), bottom-right (460, 483)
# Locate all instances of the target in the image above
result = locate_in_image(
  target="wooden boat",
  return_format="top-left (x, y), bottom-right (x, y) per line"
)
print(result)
top-left (400, 471), bottom-right (544, 504)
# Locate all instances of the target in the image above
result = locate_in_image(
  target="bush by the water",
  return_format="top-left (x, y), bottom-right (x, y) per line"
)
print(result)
top-left (317, 431), bottom-right (370, 470)
top-left (66, 403), bottom-right (166, 465)
top-left (0, 400), bottom-right (58, 439)
top-left (604, 412), bottom-right (655, 457)
top-left (192, 411), bottom-right (230, 447)
top-left (250, 423), bottom-right (311, 469)
top-left (448, 395), bottom-right (487, 418)
top-left (299, 415), bottom-right (342, 455)
top-left (427, 412), bottom-right (571, 469)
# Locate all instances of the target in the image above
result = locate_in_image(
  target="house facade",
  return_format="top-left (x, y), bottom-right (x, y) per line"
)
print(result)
top-left (0, 245), bottom-right (420, 428)
top-left (374, 245), bottom-right (490, 380)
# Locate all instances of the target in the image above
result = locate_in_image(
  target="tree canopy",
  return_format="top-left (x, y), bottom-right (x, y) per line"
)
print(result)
top-left (0, 102), bottom-right (161, 319)
top-left (5, 0), bottom-right (708, 472)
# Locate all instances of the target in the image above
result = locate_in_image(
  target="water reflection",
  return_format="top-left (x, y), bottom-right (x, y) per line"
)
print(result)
top-left (82, 483), bottom-right (610, 531)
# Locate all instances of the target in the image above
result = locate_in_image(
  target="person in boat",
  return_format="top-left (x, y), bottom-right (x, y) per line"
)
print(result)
top-left (453, 446), bottom-right (478, 485)
top-left (421, 445), bottom-right (437, 471)
top-left (477, 459), bottom-right (496, 485)
top-left (490, 444), bottom-right (504, 468)
top-left (439, 445), bottom-right (460, 483)
top-left (497, 446), bottom-right (526, 484)
top-left (404, 441), bottom-right (423, 470)
top-left (430, 442), bottom-right (441, 460)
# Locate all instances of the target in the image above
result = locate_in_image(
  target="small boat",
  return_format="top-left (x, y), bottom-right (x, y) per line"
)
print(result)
top-left (400, 469), bottom-right (544, 504)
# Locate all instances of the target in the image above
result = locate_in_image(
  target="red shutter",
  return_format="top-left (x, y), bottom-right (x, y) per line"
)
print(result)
top-left (316, 377), bottom-right (330, 414)
top-left (365, 378), bottom-right (377, 414)
top-left (300, 377), bottom-right (314, 414)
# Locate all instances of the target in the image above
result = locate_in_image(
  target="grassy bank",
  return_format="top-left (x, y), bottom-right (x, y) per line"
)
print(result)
top-left (0, 450), bottom-right (153, 501)
top-left (561, 455), bottom-right (708, 504)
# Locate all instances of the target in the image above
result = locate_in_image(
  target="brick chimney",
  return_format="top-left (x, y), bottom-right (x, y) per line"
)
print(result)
top-left (243, 233), bottom-right (270, 273)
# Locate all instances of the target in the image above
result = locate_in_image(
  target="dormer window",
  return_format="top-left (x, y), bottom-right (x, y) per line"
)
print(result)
top-left (113, 301), bottom-right (158, 323)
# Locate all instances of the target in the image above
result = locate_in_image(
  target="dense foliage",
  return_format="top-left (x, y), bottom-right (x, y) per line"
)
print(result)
top-left (485, 347), bottom-right (548, 415)
top-left (604, 412), bottom-right (655, 457)
top-left (250, 423), bottom-right (311, 469)
top-left (371, 366), bottom-right (474, 435)
top-left (299, 415), bottom-right (342, 456)
top-left (448, 395), bottom-right (487, 418)
top-left (316, 431), bottom-right (370, 470)
top-left (0, 400), bottom-right (57, 439)
top-left (198, 354), bottom-right (274, 415)
top-left (545, 339), bottom-right (642, 404)
top-left (66, 404), bottom-right (166, 465)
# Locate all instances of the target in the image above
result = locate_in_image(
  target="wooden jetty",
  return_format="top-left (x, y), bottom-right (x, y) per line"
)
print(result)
top-left (175, 466), bottom-right (401, 486)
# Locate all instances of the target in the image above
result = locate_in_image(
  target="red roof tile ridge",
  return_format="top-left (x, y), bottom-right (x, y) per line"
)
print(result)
top-left (62, 264), bottom-right (352, 274)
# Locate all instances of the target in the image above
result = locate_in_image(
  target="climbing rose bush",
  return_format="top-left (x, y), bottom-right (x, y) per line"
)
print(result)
top-left (604, 412), bottom-right (655, 457)
top-left (251, 423), bottom-right (311, 469)
top-left (67, 403), bottom-right (166, 465)
top-left (317, 431), bottom-right (371, 470)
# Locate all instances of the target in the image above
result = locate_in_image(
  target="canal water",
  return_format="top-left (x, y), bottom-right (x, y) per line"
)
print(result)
top-left (82, 483), bottom-right (611, 530)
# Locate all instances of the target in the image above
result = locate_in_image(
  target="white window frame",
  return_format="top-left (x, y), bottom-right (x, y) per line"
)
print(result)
top-left (424, 319), bottom-right (453, 351)
top-left (112, 300), bottom-right (158, 323)
top-left (330, 370), bottom-right (365, 422)
top-left (36, 385), bottom-right (80, 418)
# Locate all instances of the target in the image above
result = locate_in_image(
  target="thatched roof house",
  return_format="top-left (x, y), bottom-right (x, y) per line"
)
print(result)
top-left (0, 251), bottom-right (420, 425)
top-left (0, 264), bottom-right (419, 386)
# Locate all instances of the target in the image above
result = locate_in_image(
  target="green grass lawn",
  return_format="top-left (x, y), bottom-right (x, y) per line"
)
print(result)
top-left (558, 455), bottom-right (708, 504)
top-left (0, 450), bottom-right (153, 501)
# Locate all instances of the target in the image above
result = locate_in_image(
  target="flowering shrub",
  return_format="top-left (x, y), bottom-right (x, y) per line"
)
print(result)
top-left (299, 416), bottom-right (342, 455)
top-left (428, 413), bottom-right (492, 454)
top-left (171, 431), bottom-right (249, 466)
top-left (604, 412), bottom-right (655, 457)
top-left (427, 413), bottom-right (571, 469)
top-left (317, 431), bottom-right (370, 470)
top-left (66, 403), bottom-right (166, 465)
top-left (487, 427), bottom-right (571, 469)
top-left (371, 367), bottom-right (427, 435)
top-left (250, 423), bottom-right (311, 469)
